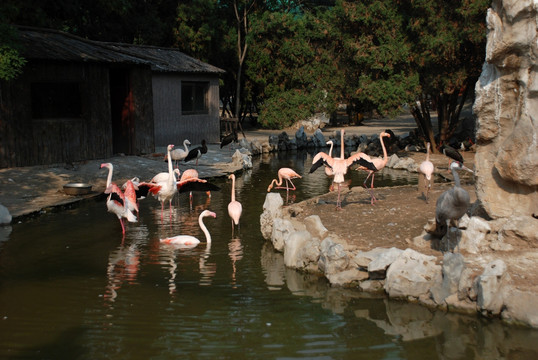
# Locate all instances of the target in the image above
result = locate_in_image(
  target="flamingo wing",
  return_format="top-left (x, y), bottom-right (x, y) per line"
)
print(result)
top-left (310, 152), bottom-right (334, 173)
top-left (177, 179), bottom-right (221, 193)
top-left (347, 153), bottom-right (377, 172)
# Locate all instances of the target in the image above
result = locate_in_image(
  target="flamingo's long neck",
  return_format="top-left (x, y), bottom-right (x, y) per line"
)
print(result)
top-left (380, 133), bottom-right (389, 166)
top-left (166, 146), bottom-right (174, 185)
top-left (200, 215), bottom-right (212, 243)
top-left (231, 176), bottom-right (236, 202)
top-left (426, 143), bottom-right (431, 162)
top-left (106, 164), bottom-right (114, 188)
top-left (340, 130), bottom-right (345, 159)
top-left (328, 142), bottom-right (334, 157)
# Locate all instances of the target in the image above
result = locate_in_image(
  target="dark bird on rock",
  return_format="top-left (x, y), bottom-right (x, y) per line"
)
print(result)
top-left (435, 161), bottom-right (473, 251)
top-left (184, 139), bottom-right (208, 167)
top-left (439, 143), bottom-right (464, 164)
top-left (220, 130), bottom-right (238, 149)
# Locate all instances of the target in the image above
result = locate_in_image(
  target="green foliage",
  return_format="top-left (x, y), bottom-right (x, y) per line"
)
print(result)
top-left (246, 10), bottom-right (341, 128)
top-left (0, 23), bottom-right (26, 81)
top-left (332, 0), bottom-right (419, 117)
top-left (258, 88), bottom-right (329, 128)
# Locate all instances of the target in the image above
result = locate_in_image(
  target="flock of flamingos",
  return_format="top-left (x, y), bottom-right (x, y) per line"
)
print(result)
top-left (99, 128), bottom-right (473, 252)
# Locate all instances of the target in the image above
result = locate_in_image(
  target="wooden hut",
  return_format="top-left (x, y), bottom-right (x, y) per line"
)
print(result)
top-left (106, 44), bottom-right (225, 147)
top-left (0, 26), bottom-right (224, 168)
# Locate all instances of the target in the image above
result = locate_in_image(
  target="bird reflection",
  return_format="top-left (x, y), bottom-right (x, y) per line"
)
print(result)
top-left (104, 242), bottom-right (141, 303)
top-left (199, 243), bottom-right (216, 286)
top-left (228, 237), bottom-right (243, 288)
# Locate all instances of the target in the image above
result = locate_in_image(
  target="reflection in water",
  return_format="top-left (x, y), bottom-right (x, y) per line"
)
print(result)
top-left (104, 226), bottom-right (148, 303)
top-left (228, 237), bottom-right (243, 287)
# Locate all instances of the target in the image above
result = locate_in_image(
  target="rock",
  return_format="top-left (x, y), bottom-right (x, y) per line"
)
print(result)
top-left (431, 252), bottom-right (465, 305)
top-left (384, 248), bottom-right (442, 299)
top-left (477, 259), bottom-right (510, 315)
top-left (499, 215), bottom-right (538, 247)
top-left (474, 0), bottom-right (538, 218)
top-left (326, 268), bottom-right (369, 286)
top-left (260, 193), bottom-right (284, 240)
top-left (459, 216), bottom-right (491, 254)
top-left (295, 126), bottom-right (308, 149)
top-left (502, 289), bottom-right (538, 327)
top-left (352, 247), bottom-right (390, 269)
top-left (318, 237), bottom-right (349, 276)
top-left (312, 129), bottom-right (326, 148)
top-left (0, 204), bottom-right (12, 225)
top-left (231, 149), bottom-right (252, 169)
top-left (303, 215), bottom-right (329, 239)
top-left (271, 218), bottom-right (296, 252)
top-left (367, 247), bottom-right (403, 278)
top-left (283, 230), bottom-right (320, 271)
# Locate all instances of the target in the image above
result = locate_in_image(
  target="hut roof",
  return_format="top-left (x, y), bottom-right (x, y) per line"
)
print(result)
top-left (15, 26), bottom-right (225, 75)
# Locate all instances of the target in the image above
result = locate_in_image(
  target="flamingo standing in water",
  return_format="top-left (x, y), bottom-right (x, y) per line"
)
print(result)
top-left (267, 167), bottom-right (302, 195)
top-left (138, 144), bottom-right (177, 220)
top-left (227, 174), bottom-right (242, 236)
top-left (355, 131), bottom-right (391, 205)
top-left (160, 210), bottom-right (217, 247)
top-left (419, 142), bottom-right (435, 202)
top-left (310, 129), bottom-right (375, 209)
top-left (100, 162), bottom-right (137, 234)
top-left (179, 168), bottom-right (220, 208)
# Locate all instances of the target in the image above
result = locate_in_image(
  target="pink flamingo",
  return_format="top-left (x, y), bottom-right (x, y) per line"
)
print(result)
top-left (165, 139), bottom-right (190, 168)
top-left (160, 210), bottom-right (216, 247)
top-left (100, 162), bottom-right (137, 234)
top-left (138, 144), bottom-right (177, 220)
top-left (267, 167), bottom-right (302, 196)
top-left (419, 142), bottom-right (435, 203)
top-left (310, 129), bottom-right (375, 209)
top-left (355, 131), bottom-right (391, 205)
top-left (227, 174), bottom-right (242, 236)
top-left (179, 168), bottom-right (219, 208)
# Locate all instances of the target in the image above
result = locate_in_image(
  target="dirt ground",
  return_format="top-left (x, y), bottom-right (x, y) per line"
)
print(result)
top-left (287, 151), bottom-right (476, 257)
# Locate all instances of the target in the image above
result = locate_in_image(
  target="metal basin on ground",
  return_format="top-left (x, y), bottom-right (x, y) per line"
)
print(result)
top-left (63, 183), bottom-right (92, 195)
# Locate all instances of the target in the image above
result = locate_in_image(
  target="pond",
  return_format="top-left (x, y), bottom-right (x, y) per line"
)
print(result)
top-left (1, 150), bottom-right (537, 359)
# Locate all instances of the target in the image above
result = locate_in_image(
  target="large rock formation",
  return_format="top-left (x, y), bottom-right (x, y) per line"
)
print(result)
top-left (473, 0), bottom-right (538, 219)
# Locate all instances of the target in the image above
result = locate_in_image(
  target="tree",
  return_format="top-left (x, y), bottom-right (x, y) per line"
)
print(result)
top-left (331, 0), bottom-right (419, 121)
top-left (246, 8), bottom-right (343, 128)
top-left (0, 23), bottom-right (26, 81)
top-left (403, 0), bottom-right (489, 150)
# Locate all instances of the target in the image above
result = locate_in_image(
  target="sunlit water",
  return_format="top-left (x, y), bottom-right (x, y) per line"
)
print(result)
top-left (1, 151), bottom-right (538, 359)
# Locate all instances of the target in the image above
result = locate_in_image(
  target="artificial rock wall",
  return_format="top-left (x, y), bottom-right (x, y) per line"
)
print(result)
top-left (473, 0), bottom-right (538, 219)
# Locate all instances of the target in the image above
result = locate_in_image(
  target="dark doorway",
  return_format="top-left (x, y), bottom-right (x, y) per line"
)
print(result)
top-left (110, 68), bottom-right (134, 155)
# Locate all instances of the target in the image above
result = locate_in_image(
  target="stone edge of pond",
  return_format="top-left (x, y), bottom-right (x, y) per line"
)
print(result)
top-left (259, 192), bottom-right (538, 329)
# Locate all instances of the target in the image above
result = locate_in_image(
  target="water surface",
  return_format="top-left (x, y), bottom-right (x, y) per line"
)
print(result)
top-left (1, 151), bottom-right (537, 359)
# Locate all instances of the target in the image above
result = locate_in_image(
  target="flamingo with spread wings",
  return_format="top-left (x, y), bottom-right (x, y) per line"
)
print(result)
top-left (355, 131), bottom-right (391, 205)
top-left (100, 162), bottom-right (137, 234)
top-left (310, 129), bottom-right (375, 209)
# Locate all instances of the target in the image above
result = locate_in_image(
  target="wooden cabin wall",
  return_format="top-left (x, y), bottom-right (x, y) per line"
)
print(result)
top-left (152, 73), bottom-right (220, 146)
top-left (0, 62), bottom-right (114, 167)
top-left (130, 67), bottom-right (155, 155)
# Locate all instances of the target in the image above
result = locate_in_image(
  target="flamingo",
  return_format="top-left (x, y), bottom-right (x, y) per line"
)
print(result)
top-left (184, 139), bottom-right (208, 167)
top-left (138, 144), bottom-right (177, 220)
top-left (310, 129), bottom-right (375, 209)
top-left (165, 139), bottom-right (190, 168)
top-left (100, 162), bottom-right (137, 234)
top-left (435, 161), bottom-right (473, 251)
top-left (267, 167), bottom-right (302, 195)
top-left (355, 131), bottom-right (391, 205)
top-left (160, 210), bottom-right (217, 247)
top-left (228, 174), bottom-right (242, 236)
top-left (419, 142), bottom-right (435, 203)
top-left (179, 168), bottom-right (219, 208)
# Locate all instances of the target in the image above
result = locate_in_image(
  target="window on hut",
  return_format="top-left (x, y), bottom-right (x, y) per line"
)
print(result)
top-left (181, 81), bottom-right (209, 115)
top-left (31, 82), bottom-right (82, 119)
